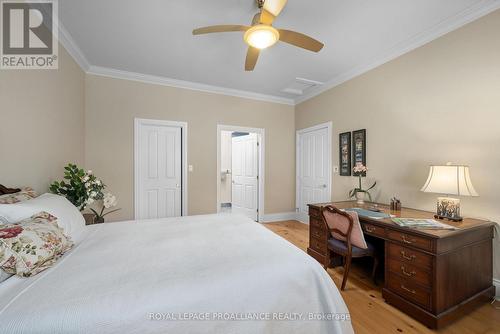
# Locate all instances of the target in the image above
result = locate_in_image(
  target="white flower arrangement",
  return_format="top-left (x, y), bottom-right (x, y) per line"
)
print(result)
top-left (103, 193), bottom-right (118, 209)
top-left (50, 164), bottom-right (120, 223)
top-left (91, 192), bottom-right (120, 223)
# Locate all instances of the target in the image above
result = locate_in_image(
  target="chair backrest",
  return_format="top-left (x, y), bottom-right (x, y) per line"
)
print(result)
top-left (321, 205), bottom-right (369, 250)
top-left (321, 205), bottom-right (354, 244)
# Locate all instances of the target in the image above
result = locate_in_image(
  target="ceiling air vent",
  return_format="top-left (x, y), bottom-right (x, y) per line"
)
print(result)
top-left (281, 77), bottom-right (323, 96)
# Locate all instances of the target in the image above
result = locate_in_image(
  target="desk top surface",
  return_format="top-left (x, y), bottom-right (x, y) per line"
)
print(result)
top-left (308, 201), bottom-right (494, 239)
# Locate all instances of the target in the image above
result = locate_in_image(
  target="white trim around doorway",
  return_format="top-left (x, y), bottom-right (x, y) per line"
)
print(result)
top-left (296, 122), bottom-right (333, 223)
top-left (216, 124), bottom-right (265, 222)
top-left (134, 118), bottom-right (188, 219)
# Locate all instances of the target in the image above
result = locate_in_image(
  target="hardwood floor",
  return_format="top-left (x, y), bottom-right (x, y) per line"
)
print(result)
top-left (263, 220), bottom-right (500, 334)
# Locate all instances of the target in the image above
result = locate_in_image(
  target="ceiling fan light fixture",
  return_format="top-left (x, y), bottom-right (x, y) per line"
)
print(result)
top-left (244, 25), bottom-right (280, 49)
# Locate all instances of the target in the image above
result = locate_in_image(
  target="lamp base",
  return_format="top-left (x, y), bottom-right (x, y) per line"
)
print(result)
top-left (435, 197), bottom-right (462, 222)
top-left (434, 214), bottom-right (463, 222)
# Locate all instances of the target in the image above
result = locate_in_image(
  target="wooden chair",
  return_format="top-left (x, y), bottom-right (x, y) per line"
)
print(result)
top-left (321, 205), bottom-right (379, 290)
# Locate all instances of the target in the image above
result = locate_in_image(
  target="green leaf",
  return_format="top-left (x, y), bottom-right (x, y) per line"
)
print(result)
top-left (366, 181), bottom-right (377, 191)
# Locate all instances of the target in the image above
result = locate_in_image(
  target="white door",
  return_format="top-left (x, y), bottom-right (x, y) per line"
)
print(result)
top-left (297, 126), bottom-right (331, 222)
top-left (232, 133), bottom-right (259, 221)
top-left (137, 122), bottom-right (182, 219)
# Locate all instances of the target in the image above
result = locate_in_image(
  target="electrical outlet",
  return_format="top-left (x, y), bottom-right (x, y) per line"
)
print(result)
top-left (333, 166), bottom-right (339, 173)
top-left (188, 165), bottom-right (194, 172)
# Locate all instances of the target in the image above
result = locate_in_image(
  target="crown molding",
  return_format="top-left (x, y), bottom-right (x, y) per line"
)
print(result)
top-left (86, 66), bottom-right (294, 105)
top-left (57, 20), bottom-right (90, 72)
top-left (294, 0), bottom-right (500, 105)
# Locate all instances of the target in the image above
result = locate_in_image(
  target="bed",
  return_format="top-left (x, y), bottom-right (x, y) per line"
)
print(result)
top-left (0, 213), bottom-right (353, 334)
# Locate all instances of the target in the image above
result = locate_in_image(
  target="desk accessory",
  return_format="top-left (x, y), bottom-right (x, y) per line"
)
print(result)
top-left (345, 207), bottom-right (391, 219)
top-left (421, 163), bottom-right (478, 222)
top-left (392, 218), bottom-right (458, 230)
top-left (390, 197), bottom-right (401, 211)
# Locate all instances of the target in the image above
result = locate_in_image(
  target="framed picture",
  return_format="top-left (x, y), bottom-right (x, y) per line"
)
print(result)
top-left (352, 129), bottom-right (366, 176)
top-left (339, 132), bottom-right (351, 176)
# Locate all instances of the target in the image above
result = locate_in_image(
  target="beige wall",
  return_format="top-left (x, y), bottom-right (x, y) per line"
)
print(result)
top-left (296, 10), bottom-right (500, 278)
top-left (84, 75), bottom-right (295, 221)
top-left (0, 46), bottom-right (85, 193)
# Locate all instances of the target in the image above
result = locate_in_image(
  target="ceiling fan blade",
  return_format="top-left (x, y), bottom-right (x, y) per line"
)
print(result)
top-left (278, 29), bottom-right (324, 52)
top-left (193, 25), bottom-right (250, 35)
top-left (245, 47), bottom-right (260, 71)
top-left (263, 0), bottom-right (288, 17)
top-left (259, 9), bottom-right (275, 25)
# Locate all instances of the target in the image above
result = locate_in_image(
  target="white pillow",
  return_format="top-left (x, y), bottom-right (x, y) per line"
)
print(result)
top-left (0, 193), bottom-right (86, 243)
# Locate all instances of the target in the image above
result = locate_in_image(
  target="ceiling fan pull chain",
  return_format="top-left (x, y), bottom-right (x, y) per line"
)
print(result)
top-left (256, 0), bottom-right (265, 9)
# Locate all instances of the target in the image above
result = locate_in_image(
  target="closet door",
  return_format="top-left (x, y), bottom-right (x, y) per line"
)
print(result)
top-left (137, 121), bottom-right (182, 219)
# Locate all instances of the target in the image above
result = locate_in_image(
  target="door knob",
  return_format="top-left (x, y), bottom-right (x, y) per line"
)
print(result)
top-left (321, 184), bottom-right (327, 188)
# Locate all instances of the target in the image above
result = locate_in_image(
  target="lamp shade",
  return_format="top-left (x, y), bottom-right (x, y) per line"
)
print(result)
top-left (421, 165), bottom-right (478, 197)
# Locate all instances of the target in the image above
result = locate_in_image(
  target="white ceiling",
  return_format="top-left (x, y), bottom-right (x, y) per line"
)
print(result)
top-left (59, 0), bottom-right (500, 104)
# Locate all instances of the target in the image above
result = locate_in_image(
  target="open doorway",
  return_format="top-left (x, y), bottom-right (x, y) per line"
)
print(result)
top-left (217, 125), bottom-right (265, 222)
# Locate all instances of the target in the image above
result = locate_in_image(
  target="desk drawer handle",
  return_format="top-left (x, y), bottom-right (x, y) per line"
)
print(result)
top-left (401, 235), bottom-right (416, 244)
top-left (313, 230), bottom-right (321, 238)
top-left (401, 266), bottom-right (416, 277)
top-left (400, 251), bottom-right (416, 261)
top-left (365, 226), bottom-right (375, 233)
top-left (401, 285), bottom-right (416, 294)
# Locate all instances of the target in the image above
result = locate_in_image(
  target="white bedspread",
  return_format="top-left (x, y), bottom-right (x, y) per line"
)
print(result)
top-left (0, 214), bottom-right (353, 334)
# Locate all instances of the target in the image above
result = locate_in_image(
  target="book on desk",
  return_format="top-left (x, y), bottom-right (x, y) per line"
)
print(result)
top-left (307, 201), bottom-right (495, 329)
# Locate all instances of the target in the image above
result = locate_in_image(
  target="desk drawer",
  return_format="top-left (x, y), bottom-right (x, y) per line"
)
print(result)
top-left (387, 274), bottom-right (431, 310)
top-left (363, 223), bottom-right (385, 238)
top-left (310, 225), bottom-right (327, 240)
top-left (387, 243), bottom-right (433, 269)
top-left (388, 259), bottom-right (431, 287)
top-left (387, 230), bottom-right (433, 252)
top-left (309, 236), bottom-right (327, 254)
top-left (310, 216), bottom-right (324, 229)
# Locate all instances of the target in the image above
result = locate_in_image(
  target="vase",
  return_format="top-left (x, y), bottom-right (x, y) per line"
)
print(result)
top-left (93, 216), bottom-right (105, 225)
top-left (355, 192), bottom-right (366, 205)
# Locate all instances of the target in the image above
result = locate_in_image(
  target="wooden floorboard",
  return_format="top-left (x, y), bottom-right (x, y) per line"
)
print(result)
top-left (263, 220), bottom-right (500, 334)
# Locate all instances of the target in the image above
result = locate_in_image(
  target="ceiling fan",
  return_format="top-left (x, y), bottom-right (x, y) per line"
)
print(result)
top-left (192, 0), bottom-right (324, 71)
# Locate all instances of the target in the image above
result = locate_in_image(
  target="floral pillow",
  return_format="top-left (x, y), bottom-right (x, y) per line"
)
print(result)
top-left (0, 188), bottom-right (38, 204)
top-left (0, 212), bottom-right (73, 277)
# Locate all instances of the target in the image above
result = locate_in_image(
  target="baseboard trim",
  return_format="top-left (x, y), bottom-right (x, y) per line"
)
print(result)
top-left (494, 279), bottom-right (500, 299)
top-left (260, 212), bottom-right (300, 223)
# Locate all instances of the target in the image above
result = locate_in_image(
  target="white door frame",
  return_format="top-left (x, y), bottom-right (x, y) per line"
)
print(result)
top-left (296, 122), bottom-right (332, 222)
top-left (134, 118), bottom-right (188, 219)
top-left (216, 124), bottom-right (265, 222)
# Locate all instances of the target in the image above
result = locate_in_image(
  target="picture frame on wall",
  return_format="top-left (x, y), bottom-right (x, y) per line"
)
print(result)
top-left (339, 132), bottom-right (351, 176)
top-left (352, 129), bottom-right (366, 176)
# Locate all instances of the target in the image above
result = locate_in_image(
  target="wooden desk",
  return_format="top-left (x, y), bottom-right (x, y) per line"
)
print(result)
top-left (307, 201), bottom-right (495, 329)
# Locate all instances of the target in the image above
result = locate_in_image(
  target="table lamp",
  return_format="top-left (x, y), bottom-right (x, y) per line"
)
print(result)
top-left (420, 163), bottom-right (478, 222)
